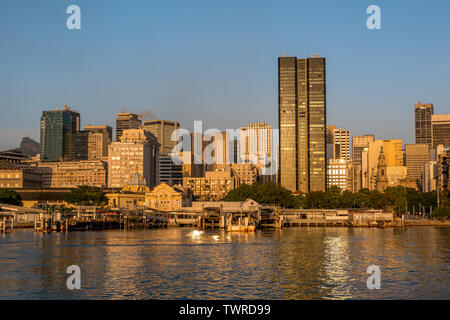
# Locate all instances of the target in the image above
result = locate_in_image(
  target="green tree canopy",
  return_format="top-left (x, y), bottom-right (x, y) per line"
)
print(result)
top-left (65, 186), bottom-right (108, 207)
top-left (0, 188), bottom-right (23, 206)
top-left (222, 183), bottom-right (442, 212)
top-left (433, 206), bottom-right (450, 219)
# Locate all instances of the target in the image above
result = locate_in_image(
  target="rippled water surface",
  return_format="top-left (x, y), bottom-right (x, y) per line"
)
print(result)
top-left (0, 227), bottom-right (449, 299)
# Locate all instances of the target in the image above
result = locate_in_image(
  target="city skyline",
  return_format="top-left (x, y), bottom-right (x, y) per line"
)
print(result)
top-left (1, 0), bottom-right (450, 304)
top-left (1, 0), bottom-right (450, 150)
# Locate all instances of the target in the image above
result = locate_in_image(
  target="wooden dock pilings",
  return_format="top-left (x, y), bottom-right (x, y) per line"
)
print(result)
top-left (32, 208), bottom-right (169, 233)
top-left (0, 214), bottom-right (14, 233)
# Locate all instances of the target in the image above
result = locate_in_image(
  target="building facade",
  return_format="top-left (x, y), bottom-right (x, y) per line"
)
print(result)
top-left (364, 139), bottom-right (403, 190)
top-left (437, 150), bottom-right (450, 196)
top-left (157, 153), bottom-right (183, 186)
top-left (0, 167), bottom-right (43, 188)
top-left (239, 122), bottom-right (272, 164)
top-left (183, 168), bottom-right (240, 201)
top-left (415, 102), bottom-right (433, 145)
top-left (423, 161), bottom-right (438, 192)
top-left (38, 160), bottom-right (107, 188)
top-left (231, 163), bottom-right (259, 186)
top-left (405, 144), bottom-right (430, 191)
top-left (145, 183), bottom-right (187, 211)
top-left (278, 55), bottom-right (326, 193)
top-left (352, 134), bottom-right (375, 192)
top-left (84, 125), bottom-right (113, 160)
top-left (333, 128), bottom-right (351, 161)
top-left (432, 114), bottom-right (450, 148)
top-left (40, 105), bottom-right (80, 161)
top-left (115, 112), bottom-right (142, 142)
top-left (326, 159), bottom-right (352, 191)
top-left (143, 120), bottom-right (180, 154)
top-left (74, 131), bottom-right (89, 160)
top-left (143, 120), bottom-right (182, 185)
top-left (108, 129), bottom-right (159, 188)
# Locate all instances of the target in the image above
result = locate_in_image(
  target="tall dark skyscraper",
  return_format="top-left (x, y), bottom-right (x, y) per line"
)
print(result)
top-left (415, 102), bottom-right (433, 145)
top-left (116, 112), bottom-right (142, 142)
top-left (432, 114), bottom-right (450, 148)
top-left (40, 105), bottom-right (80, 161)
top-left (278, 55), bottom-right (326, 192)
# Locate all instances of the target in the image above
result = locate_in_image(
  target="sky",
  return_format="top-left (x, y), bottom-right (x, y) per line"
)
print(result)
top-left (0, 0), bottom-right (449, 150)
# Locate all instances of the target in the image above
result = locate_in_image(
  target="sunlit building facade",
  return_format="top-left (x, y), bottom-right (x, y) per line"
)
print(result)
top-left (278, 55), bottom-right (326, 193)
top-left (326, 158), bottom-right (352, 191)
top-left (405, 143), bottom-right (430, 191)
top-left (108, 129), bottom-right (159, 188)
top-left (432, 114), bottom-right (450, 148)
top-left (352, 134), bottom-right (375, 192)
top-left (84, 125), bottom-right (113, 160)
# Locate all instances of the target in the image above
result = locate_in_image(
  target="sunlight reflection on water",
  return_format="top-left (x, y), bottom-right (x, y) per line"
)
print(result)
top-left (0, 227), bottom-right (448, 299)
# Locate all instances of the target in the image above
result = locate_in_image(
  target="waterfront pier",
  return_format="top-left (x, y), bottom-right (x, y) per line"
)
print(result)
top-left (280, 209), bottom-right (399, 227)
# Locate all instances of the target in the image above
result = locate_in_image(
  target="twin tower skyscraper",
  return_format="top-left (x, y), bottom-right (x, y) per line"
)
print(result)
top-left (278, 55), bottom-right (326, 193)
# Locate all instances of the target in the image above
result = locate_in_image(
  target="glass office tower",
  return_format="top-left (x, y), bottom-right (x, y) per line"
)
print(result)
top-left (278, 55), bottom-right (326, 192)
top-left (415, 102), bottom-right (433, 145)
top-left (40, 105), bottom-right (80, 161)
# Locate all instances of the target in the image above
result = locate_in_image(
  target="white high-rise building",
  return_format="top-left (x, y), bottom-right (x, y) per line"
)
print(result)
top-left (108, 129), bottom-right (159, 188)
top-left (239, 122), bottom-right (272, 165)
top-left (333, 128), bottom-right (351, 161)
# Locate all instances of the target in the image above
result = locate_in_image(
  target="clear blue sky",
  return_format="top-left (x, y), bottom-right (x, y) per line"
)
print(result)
top-left (0, 0), bottom-right (449, 150)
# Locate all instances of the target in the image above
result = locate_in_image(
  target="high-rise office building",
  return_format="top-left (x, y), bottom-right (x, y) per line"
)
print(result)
top-left (116, 112), bottom-right (142, 142)
top-left (108, 129), bottom-right (159, 188)
top-left (180, 132), bottom-right (207, 178)
top-left (326, 125), bottom-right (336, 159)
top-left (437, 149), bottom-right (450, 195)
top-left (157, 153), bottom-right (183, 186)
top-left (143, 120), bottom-right (182, 185)
top-left (84, 125), bottom-right (113, 160)
top-left (74, 131), bottom-right (89, 160)
top-left (143, 120), bottom-right (180, 154)
top-left (211, 131), bottom-right (230, 168)
top-left (431, 114), bottom-right (450, 148)
top-left (332, 128), bottom-right (351, 161)
top-left (278, 55), bottom-right (326, 192)
top-left (40, 105), bottom-right (80, 161)
top-left (415, 102), bottom-right (434, 145)
top-left (405, 144), bottom-right (430, 191)
top-left (239, 122), bottom-right (272, 165)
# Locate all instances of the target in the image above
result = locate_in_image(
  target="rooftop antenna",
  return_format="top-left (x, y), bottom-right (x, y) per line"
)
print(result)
top-left (121, 106), bottom-right (125, 113)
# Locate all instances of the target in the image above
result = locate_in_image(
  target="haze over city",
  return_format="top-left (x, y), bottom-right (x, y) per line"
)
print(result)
top-left (1, 0), bottom-right (449, 150)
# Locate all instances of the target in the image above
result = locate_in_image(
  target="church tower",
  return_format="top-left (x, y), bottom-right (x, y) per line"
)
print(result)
top-left (376, 146), bottom-right (389, 192)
